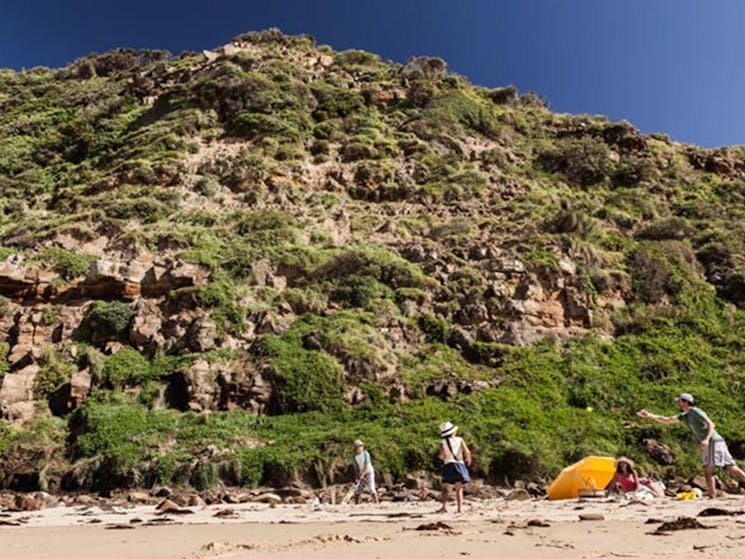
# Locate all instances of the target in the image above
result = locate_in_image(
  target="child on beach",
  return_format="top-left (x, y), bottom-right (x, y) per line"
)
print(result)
top-left (352, 440), bottom-right (379, 504)
top-left (437, 421), bottom-right (472, 513)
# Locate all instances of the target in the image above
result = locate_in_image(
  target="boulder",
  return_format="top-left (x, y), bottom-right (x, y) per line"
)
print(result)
top-left (504, 488), bottom-right (531, 501)
top-left (129, 301), bottom-right (164, 349)
top-left (0, 256), bottom-right (56, 299)
top-left (0, 364), bottom-right (39, 407)
top-left (690, 476), bottom-right (710, 491)
top-left (644, 438), bottom-right (675, 466)
top-left (9, 493), bottom-right (44, 511)
top-left (184, 359), bottom-right (220, 412)
top-left (454, 303), bottom-right (489, 326)
top-left (0, 401), bottom-right (36, 424)
top-left (254, 493), bottom-right (282, 505)
top-left (402, 56), bottom-right (447, 80)
top-left (404, 472), bottom-right (429, 490)
top-left (128, 491), bottom-right (157, 505)
top-left (140, 259), bottom-right (209, 297)
top-left (82, 257), bottom-right (148, 299)
top-left (155, 498), bottom-right (182, 513)
top-left (185, 318), bottom-right (218, 353)
top-left (188, 494), bottom-right (207, 507)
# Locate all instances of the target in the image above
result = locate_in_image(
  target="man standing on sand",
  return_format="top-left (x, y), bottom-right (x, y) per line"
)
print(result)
top-left (637, 393), bottom-right (745, 498)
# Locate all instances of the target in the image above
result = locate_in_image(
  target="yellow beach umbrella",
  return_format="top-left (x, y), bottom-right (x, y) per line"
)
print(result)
top-left (547, 456), bottom-right (616, 500)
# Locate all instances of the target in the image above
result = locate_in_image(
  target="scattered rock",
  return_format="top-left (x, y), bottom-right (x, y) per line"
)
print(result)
top-left (255, 493), bottom-right (282, 506)
top-left (690, 477), bottom-right (709, 491)
top-left (578, 514), bottom-right (605, 521)
top-left (504, 488), bottom-right (531, 501)
top-left (152, 486), bottom-right (173, 498)
top-left (188, 494), bottom-right (206, 507)
top-left (8, 494), bottom-right (44, 512)
top-left (128, 491), bottom-right (155, 504)
top-left (404, 472), bottom-right (430, 490)
top-left (73, 495), bottom-right (97, 506)
top-left (652, 517), bottom-right (713, 535)
top-left (155, 499), bottom-right (194, 515)
top-left (643, 438), bottom-right (674, 465)
top-left (415, 521), bottom-right (453, 531)
top-left (698, 508), bottom-right (744, 517)
top-left (213, 509), bottom-right (239, 518)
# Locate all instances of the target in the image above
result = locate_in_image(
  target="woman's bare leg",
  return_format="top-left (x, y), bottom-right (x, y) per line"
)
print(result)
top-left (455, 482), bottom-right (463, 513)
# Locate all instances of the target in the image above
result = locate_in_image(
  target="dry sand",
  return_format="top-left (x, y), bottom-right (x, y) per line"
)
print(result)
top-left (3, 496), bottom-right (745, 559)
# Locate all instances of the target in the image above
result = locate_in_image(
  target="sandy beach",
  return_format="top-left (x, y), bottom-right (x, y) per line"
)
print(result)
top-left (3, 495), bottom-right (745, 559)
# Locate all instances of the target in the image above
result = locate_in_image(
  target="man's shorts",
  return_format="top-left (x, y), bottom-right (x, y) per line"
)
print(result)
top-left (703, 439), bottom-right (737, 468)
top-left (354, 471), bottom-right (377, 495)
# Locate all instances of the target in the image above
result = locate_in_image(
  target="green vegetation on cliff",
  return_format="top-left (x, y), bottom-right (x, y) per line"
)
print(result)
top-left (1, 29), bottom-right (745, 493)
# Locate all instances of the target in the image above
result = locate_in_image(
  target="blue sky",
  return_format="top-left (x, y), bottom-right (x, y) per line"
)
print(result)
top-left (2, 0), bottom-right (744, 147)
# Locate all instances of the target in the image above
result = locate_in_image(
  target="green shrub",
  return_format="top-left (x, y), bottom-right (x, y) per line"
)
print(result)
top-left (636, 217), bottom-right (696, 241)
top-left (190, 461), bottom-right (219, 490)
top-left (73, 396), bottom-right (152, 480)
top-left (334, 50), bottom-right (380, 66)
top-left (261, 329), bottom-right (347, 414)
top-left (0, 421), bottom-right (14, 453)
top-left (311, 82), bottom-right (365, 119)
top-left (331, 274), bottom-right (392, 308)
top-left (0, 247), bottom-right (18, 261)
top-left (0, 342), bottom-right (10, 380)
top-left (79, 301), bottom-right (135, 343)
top-left (41, 305), bottom-right (62, 325)
top-left (628, 241), bottom-right (698, 304)
top-left (545, 208), bottom-right (596, 237)
top-left (104, 198), bottom-right (169, 223)
top-left (426, 92), bottom-right (501, 138)
top-left (613, 155), bottom-right (658, 187)
top-left (487, 85), bottom-right (519, 105)
top-left (192, 271), bottom-right (246, 333)
top-left (537, 136), bottom-right (612, 186)
top-left (101, 347), bottom-right (152, 388)
top-left (34, 350), bottom-right (76, 399)
top-left (315, 247), bottom-right (430, 291)
top-left (417, 314), bottom-right (451, 344)
top-left (229, 110), bottom-right (309, 140)
top-left (234, 28), bottom-right (315, 49)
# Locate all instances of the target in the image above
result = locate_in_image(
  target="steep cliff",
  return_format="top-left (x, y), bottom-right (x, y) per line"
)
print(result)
top-left (1, 29), bottom-right (745, 492)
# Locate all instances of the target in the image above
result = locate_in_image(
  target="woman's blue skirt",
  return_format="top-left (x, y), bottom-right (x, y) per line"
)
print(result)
top-left (442, 462), bottom-right (470, 484)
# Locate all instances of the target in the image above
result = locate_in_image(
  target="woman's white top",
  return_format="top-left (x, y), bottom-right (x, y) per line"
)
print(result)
top-left (441, 436), bottom-right (465, 464)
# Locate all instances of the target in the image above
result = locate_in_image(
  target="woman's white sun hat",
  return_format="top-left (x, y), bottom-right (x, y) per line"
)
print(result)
top-left (440, 421), bottom-right (458, 437)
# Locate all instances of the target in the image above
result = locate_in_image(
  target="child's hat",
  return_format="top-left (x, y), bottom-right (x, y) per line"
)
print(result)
top-left (353, 439), bottom-right (364, 448)
top-left (440, 421), bottom-right (458, 437)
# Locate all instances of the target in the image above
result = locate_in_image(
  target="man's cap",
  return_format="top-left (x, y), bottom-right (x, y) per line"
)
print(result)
top-left (353, 439), bottom-right (364, 448)
top-left (675, 393), bottom-right (694, 404)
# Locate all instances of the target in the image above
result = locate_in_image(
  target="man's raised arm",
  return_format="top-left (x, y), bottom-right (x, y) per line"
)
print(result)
top-left (637, 409), bottom-right (680, 425)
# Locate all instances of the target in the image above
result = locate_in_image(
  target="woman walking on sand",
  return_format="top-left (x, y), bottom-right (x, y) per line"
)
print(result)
top-left (436, 422), bottom-right (472, 513)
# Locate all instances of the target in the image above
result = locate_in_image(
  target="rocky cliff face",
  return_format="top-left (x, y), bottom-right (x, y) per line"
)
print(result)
top-left (1, 29), bottom-right (744, 491)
